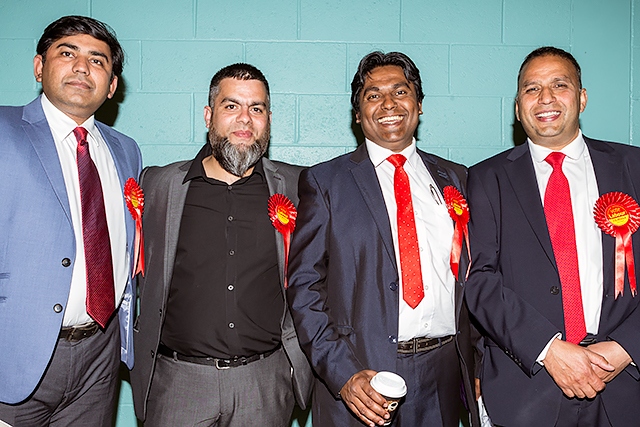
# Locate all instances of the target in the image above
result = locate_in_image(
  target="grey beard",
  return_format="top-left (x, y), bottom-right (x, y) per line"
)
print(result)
top-left (209, 128), bottom-right (269, 177)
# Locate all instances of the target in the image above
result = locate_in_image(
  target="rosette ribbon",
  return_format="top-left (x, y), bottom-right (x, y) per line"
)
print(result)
top-left (124, 178), bottom-right (145, 277)
top-left (594, 192), bottom-right (640, 298)
top-left (443, 186), bottom-right (471, 280)
top-left (268, 194), bottom-right (297, 289)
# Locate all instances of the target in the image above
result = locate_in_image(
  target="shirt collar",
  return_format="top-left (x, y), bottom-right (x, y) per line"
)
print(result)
top-left (365, 138), bottom-right (420, 170)
top-left (40, 93), bottom-right (98, 144)
top-left (184, 143), bottom-right (265, 183)
top-left (528, 130), bottom-right (585, 164)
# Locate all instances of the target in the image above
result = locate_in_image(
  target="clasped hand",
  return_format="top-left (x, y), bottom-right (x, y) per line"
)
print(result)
top-left (543, 339), bottom-right (631, 399)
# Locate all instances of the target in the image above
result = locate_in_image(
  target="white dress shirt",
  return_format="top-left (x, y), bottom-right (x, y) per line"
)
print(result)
top-left (41, 94), bottom-right (129, 327)
top-left (366, 139), bottom-right (456, 341)
top-left (529, 131), bottom-right (603, 336)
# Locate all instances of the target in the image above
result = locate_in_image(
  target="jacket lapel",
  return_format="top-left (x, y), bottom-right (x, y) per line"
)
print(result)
top-left (349, 144), bottom-right (397, 270)
top-left (586, 138), bottom-right (625, 305)
top-left (504, 144), bottom-right (557, 267)
top-left (263, 158), bottom-right (289, 287)
top-left (163, 163), bottom-right (191, 295)
top-left (417, 150), bottom-right (467, 319)
top-left (22, 97), bottom-right (72, 225)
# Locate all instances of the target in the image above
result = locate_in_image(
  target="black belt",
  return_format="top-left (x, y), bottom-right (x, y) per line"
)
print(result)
top-left (398, 335), bottom-right (454, 354)
top-left (158, 343), bottom-right (280, 370)
top-left (59, 322), bottom-right (100, 342)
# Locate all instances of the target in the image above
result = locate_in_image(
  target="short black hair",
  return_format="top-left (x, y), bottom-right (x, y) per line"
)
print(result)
top-left (518, 46), bottom-right (582, 89)
top-left (37, 15), bottom-right (125, 78)
top-left (208, 63), bottom-right (270, 108)
top-left (36, 15), bottom-right (124, 77)
top-left (351, 51), bottom-right (424, 113)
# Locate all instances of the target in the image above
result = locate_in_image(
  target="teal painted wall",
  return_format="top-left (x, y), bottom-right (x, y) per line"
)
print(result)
top-left (0, 1), bottom-right (637, 426)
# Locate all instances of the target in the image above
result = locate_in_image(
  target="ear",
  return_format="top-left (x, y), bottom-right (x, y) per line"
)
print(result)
top-left (34, 55), bottom-right (44, 82)
top-left (355, 111), bottom-right (361, 124)
top-left (579, 88), bottom-right (588, 113)
top-left (107, 76), bottom-right (118, 99)
top-left (269, 110), bottom-right (272, 124)
top-left (515, 98), bottom-right (521, 122)
top-left (203, 106), bottom-right (213, 129)
top-left (418, 101), bottom-right (423, 115)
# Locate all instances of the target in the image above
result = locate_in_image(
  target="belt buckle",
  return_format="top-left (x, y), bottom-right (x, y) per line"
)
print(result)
top-left (215, 358), bottom-right (231, 370)
top-left (579, 337), bottom-right (597, 347)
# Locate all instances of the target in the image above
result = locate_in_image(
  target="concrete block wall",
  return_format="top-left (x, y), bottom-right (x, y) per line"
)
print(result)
top-left (0, 1), bottom-right (636, 426)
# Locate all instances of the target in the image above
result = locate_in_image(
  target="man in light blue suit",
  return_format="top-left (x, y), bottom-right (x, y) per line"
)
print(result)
top-left (0, 16), bottom-right (141, 427)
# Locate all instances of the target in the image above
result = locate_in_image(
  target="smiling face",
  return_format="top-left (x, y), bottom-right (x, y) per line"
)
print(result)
top-left (515, 54), bottom-right (587, 150)
top-left (355, 65), bottom-right (422, 152)
top-left (34, 33), bottom-right (117, 124)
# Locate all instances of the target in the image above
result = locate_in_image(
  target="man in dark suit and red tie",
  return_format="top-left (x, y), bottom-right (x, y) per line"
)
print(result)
top-left (287, 51), bottom-right (480, 427)
top-left (466, 46), bottom-right (640, 426)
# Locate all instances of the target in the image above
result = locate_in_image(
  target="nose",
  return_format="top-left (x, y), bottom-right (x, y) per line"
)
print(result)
top-left (72, 56), bottom-right (90, 75)
top-left (381, 93), bottom-right (397, 110)
top-left (236, 107), bottom-right (252, 124)
top-left (538, 86), bottom-right (555, 104)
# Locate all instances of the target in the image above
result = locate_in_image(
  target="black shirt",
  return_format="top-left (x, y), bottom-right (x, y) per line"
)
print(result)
top-left (161, 144), bottom-right (284, 358)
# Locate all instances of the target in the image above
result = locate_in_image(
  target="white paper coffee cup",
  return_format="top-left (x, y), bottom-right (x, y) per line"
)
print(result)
top-left (370, 371), bottom-right (407, 425)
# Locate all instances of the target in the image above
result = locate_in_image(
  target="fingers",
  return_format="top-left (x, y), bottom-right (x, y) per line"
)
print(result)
top-left (340, 370), bottom-right (389, 426)
top-left (543, 340), bottom-right (606, 399)
top-left (586, 349), bottom-right (614, 372)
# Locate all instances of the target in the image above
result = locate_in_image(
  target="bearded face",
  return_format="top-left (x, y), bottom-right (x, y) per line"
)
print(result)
top-left (208, 123), bottom-right (270, 178)
top-left (204, 78), bottom-right (271, 178)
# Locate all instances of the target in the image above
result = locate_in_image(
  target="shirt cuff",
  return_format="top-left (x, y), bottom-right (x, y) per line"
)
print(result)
top-left (536, 333), bottom-right (563, 366)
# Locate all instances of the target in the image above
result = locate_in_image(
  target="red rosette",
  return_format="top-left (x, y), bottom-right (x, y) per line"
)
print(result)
top-left (594, 192), bottom-right (640, 298)
top-left (443, 186), bottom-right (471, 280)
top-left (268, 194), bottom-right (297, 289)
top-left (124, 178), bottom-right (145, 277)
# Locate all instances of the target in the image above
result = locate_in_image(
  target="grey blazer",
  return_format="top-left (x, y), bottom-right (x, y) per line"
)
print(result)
top-left (129, 156), bottom-right (313, 421)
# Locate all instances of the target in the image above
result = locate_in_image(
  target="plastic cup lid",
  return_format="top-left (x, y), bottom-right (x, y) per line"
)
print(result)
top-left (370, 371), bottom-right (407, 398)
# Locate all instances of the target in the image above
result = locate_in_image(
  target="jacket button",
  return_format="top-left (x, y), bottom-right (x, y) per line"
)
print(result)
top-left (389, 282), bottom-right (398, 291)
top-left (53, 304), bottom-right (63, 313)
top-left (151, 350), bottom-right (155, 358)
top-left (61, 258), bottom-right (71, 267)
top-left (550, 286), bottom-right (560, 295)
top-left (388, 335), bottom-right (397, 344)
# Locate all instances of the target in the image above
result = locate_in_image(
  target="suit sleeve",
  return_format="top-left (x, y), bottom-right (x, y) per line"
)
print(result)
top-left (287, 168), bottom-right (366, 397)
top-left (464, 166), bottom-right (560, 375)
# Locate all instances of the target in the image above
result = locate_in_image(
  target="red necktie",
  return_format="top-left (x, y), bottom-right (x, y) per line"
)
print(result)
top-left (544, 152), bottom-right (586, 344)
top-left (74, 126), bottom-right (115, 328)
top-left (388, 154), bottom-right (424, 309)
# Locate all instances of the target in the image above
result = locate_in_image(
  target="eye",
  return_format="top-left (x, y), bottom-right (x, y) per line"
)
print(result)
top-left (554, 82), bottom-right (568, 89)
top-left (224, 104), bottom-right (237, 110)
top-left (366, 94), bottom-right (379, 101)
top-left (251, 106), bottom-right (264, 114)
top-left (61, 51), bottom-right (73, 57)
top-left (396, 89), bottom-right (407, 96)
top-left (90, 58), bottom-right (104, 66)
top-left (524, 87), bottom-right (539, 94)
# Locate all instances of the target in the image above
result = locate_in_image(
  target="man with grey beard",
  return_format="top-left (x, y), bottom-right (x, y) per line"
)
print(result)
top-left (129, 63), bottom-right (312, 426)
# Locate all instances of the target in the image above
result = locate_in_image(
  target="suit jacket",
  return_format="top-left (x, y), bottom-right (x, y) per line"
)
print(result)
top-left (129, 155), bottom-right (313, 420)
top-left (287, 143), bottom-right (480, 426)
top-left (0, 96), bottom-right (142, 404)
top-left (465, 137), bottom-right (640, 427)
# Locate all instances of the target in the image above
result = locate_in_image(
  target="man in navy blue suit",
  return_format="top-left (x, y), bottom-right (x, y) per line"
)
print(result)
top-left (287, 51), bottom-right (479, 427)
top-left (466, 46), bottom-right (640, 426)
top-left (0, 16), bottom-right (141, 426)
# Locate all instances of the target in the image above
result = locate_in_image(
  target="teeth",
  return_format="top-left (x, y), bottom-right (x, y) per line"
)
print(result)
top-left (536, 111), bottom-right (560, 118)
top-left (378, 115), bottom-right (403, 123)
